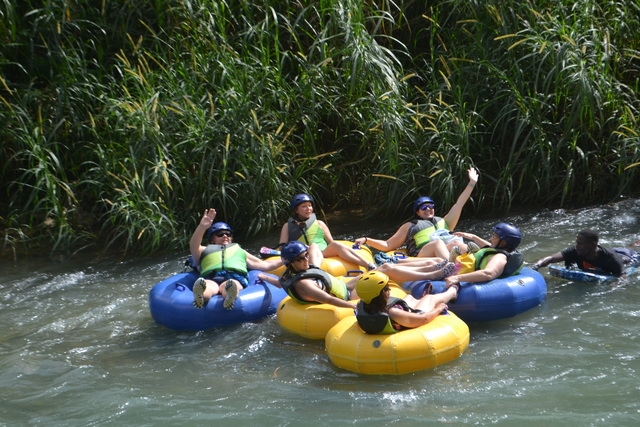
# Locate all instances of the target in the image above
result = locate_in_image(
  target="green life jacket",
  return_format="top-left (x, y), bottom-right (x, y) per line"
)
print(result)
top-left (287, 213), bottom-right (327, 250)
top-left (279, 266), bottom-right (348, 304)
top-left (355, 297), bottom-right (421, 334)
top-left (473, 247), bottom-right (524, 278)
top-left (405, 217), bottom-right (448, 256)
top-left (199, 243), bottom-right (248, 277)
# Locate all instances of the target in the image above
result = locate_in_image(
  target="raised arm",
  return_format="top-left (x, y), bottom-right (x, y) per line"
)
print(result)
top-left (443, 167), bottom-right (479, 230)
top-left (190, 208), bottom-right (216, 262)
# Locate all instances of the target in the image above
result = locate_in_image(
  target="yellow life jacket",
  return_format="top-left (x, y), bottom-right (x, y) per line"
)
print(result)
top-left (405, 217), bottom-right (448, 256)
top-left (199, 243), bottom-right (248, 277)
top-left (474, 248), bottom-right (524, 277)
top-left (287, 213), bottom-right (327, 250)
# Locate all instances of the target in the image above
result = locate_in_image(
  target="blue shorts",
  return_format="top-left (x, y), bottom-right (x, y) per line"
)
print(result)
top-left (206, 270), bottom-right (249, 288)
top-left (614, 248), bottom-right (640, 265)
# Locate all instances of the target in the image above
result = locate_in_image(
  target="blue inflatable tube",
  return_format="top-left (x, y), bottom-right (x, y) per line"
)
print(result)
top-left (403, 267), bottom-right (547, 323)
top-left (149, 270), bottom-right (287, 331)
top-left (548, 266), bottom-right (614, 283)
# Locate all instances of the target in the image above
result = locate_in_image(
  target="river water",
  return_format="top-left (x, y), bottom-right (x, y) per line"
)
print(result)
top-left (2, 199), bottom-right (640, 426)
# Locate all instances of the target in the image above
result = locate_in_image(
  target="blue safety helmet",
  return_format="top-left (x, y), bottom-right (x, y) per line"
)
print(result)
top-left (492, 222), bottom-right (522, 251)
top-left (207, 222), bottom-right (233, 240)
top-left (290, 193), bottom-right (314, 211)
top-left (412, 196), bottom-right (435, 214)
top-left (281, 241), bottom-right (309, 265)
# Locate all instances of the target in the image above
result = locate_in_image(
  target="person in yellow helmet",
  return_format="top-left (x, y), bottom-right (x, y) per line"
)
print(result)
top-left (354, 271), bottom-right (457, 334)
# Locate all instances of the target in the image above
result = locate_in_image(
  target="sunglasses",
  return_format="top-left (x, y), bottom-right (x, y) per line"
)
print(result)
top-left (419, 203), bottom-right (435, 210)
top-left (292, 252), bottom-right (309, 263)
top-left (214, 232), bottom-right (232, 238)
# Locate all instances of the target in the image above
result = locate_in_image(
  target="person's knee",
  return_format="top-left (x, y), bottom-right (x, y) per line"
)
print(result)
top-left (418, 247), bottom-right (433, 257)
top-left (377, 263), bottom-right (392, 273)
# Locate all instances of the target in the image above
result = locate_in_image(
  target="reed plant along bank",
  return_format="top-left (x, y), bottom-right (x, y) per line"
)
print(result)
top-left (1, 0), bottom-right (639, 258)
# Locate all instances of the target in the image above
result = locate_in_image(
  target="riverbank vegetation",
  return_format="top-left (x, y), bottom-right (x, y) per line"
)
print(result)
top-left (2, 0), bottom-right (639, 258)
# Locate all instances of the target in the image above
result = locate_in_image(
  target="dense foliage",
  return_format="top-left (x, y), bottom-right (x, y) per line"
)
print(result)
top-left (1, 0), bottom-right (639, 258)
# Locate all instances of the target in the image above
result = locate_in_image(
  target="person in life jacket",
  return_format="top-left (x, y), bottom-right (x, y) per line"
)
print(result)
top-left (532, 229), bottom-right (631, 277)
top-left (189, 208), bottom-right (283, 310)
top-left (354, 271), bottom-right (458, 334)
top-left (443, 222), bottom-right (525, 291)
top-left (353, 167), bottom-right (479, 259)
top-left (259, 241), bottom-right (360, 309)
top-left (278, 193), bottom-right (377, 271)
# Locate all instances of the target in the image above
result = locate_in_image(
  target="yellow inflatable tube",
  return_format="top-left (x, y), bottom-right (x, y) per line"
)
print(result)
top-left (277, 296), bottom-right (354, 340)
top-left (325, 310), bottom-right (470, 375)
top-left (268, 241), bottom-right (373, 277)
top-left (276, 272), bottom-right (395, 340)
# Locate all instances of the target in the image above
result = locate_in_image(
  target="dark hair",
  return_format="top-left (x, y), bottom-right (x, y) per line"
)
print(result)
top-left (578, 229), bottom-right (599, 245)
top-left (360, 292), bottom-right (388, 314)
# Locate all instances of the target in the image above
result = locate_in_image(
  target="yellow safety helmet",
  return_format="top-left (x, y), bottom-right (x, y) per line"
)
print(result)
top-left (356, 271), bottom-right (390, 304)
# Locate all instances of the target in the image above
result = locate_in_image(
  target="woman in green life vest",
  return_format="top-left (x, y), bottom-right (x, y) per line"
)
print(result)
top-left (444, 222), bottom-right (524, 291)
top-left (369, 222), bottom-right (523, 291)
top-left (354, 167), bottom-right (479, 259)
top-left (190, 208), bottom-right (283, 310)
top-left (279, 193), bottom-right (377, 271)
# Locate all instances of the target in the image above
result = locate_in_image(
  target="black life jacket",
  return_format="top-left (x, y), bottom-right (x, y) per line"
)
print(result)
top-left (355, 297), bottom-right (421, 334)
top-left (279, 266), bottom-right (334, 303)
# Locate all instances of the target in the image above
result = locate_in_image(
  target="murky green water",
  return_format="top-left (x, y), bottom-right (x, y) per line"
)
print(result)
top-left (2, 200), bottom-right (639, 426)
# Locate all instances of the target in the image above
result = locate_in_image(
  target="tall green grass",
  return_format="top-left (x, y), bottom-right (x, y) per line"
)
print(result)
top-left (1, 0), bottom-right (639, 258)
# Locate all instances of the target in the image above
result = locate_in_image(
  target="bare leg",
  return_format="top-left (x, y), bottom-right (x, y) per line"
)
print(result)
top-left (323, 241), bottom-right (373, 269)
top-left (307, 243), bottom-right (324, 266)
top-left (395, 257), bottom-right (445, 266)
top-left (417, 239), bottom-right (450, 259)
top-left (404, 286), bottom-right (457, 311)
top-left (376, 262), bottom-right (456, 283)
